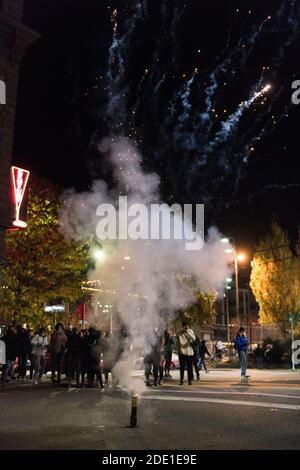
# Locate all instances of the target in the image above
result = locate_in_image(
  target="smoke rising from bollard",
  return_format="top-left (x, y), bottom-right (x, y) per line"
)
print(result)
top-left (59, 137), bottom-right (232, 392)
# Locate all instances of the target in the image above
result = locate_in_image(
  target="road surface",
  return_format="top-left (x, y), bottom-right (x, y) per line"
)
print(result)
top-left (0, 369), bottom-right (299, 450)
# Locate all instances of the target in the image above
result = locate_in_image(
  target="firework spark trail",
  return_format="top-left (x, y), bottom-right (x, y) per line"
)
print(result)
top-left (220, 1), bottom-right (299, 182)
top-left (201, 94), bottom-right (290, 199)
top-left (206, 82), bottom-right (271, 153)
top-left (168, 10), bottom-right (282, 196)
top-left (232, 1), bottom-right (300, 173)
top-left (245, 183), bottom-right (300, 202)
top-left (172, 70), bottom-right (198, 150)
top-left (199, 16), bottom-right (271, 128)
top-left (186, 80), bottom-right (271, 180)
top-left (153, 72), bottom-right (167, 95)
top-left (128, 0), bottom-right (184, 135)
top-left (171, 4), bottom-right (296, 204)
top-left (155, 0), bottom-right (188, 118)
top-left (271, 0), bottom-right (299, 70)
top-left (239, 84), bottom-right (287, 165)
top-left (106, 1), bottom-right (148, 129)
top-left (102, 2), bottom-right (299, 212)
top-left (131, 1), bottom-right (169, 121)
top-left (169, 0), bottom-right (186, 69)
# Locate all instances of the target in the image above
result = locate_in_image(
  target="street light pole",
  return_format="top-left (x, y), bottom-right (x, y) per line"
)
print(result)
top-left (291, 319), bottom-right (295, 371)
top-left (234, 253), bottom-right (240, 327)
top-left (221, 238), bottom-right (246, 330)
top-left (226, 293), bottom-right (230, 355)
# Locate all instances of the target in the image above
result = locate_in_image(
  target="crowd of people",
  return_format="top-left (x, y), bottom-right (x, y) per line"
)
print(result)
top-left (0, 320), bottom-right (273, 389)
top-left (143, 322), bottom-right (211, 387)
top-left (253, 343), bottom-right (274, 369)
top-left (0, 322), bottom-right (126, 388)
top-left (0, 320), bottom-right (214, 389)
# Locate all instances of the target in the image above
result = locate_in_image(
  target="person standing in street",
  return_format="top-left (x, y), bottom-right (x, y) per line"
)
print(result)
top-left (199, 339), bottom-right (211, 373)
top-left (254, 344), bottom-right (264, 369)
top-left (50, 323), bottom-right (68, 384)
top-left (176, 321), bottom-right (196, 385)
top-left (191, 335), bottom-right (201, 380)
top-left (1, 326), bottom-right (19, 387)
top-left (86, 327), bottom-right (104, 389)
top-left (164, 329), bottom-right (174, 378)
top-left (17, 327), bottom-right (31, 382)
top-left (215, 339), bottom-right (224, 361)
top-left (102, 331), bottom-right (123, 388)
top-left (144, 330), bottom-right (162, 387)
top-left (235, 327), bottom-right (249, 381)
top-left (31, 327), bottom-right (48, 385)
top-left (66, 328), bottom-right (82, 388)
top-left (264, 344), bottom-right (273, 369)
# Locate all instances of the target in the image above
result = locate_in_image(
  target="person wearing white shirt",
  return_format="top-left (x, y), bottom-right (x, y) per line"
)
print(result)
top-left (31, 327), bottom-right (48, 385)
top-left (176, 321), bottom-right (196, 385)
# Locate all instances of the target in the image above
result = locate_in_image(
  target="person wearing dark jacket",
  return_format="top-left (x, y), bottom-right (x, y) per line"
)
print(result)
top-left (264, 344), bottom-right (273, 369)
top-left (80, 330), bottom-right (90, 387)
top-left (17, 327), bottom-right (31, 381)
top-left (199, 340), bottom-right (211, 373)
top-left (235, 327), bottom-right (249, 381)
top-left (144, 331), bottom-right (163, 387)
top-left (108, 327), bottom-right (128, 388)
top-left (1, 326), bottom-right (19, 386)
top-left (191, 335), bottom-right (201, 380)
top-left (254, 344), bottom-right (264, 369)
top-left (50, 323), bottom-right (68, 384)
top-left (66, 329), bottom-right (83, 387)
top-left (86, 327), bottom-right (104, 389)
top-left (102, 331), bottom-right (123, 387)
top-left (164, 330), bottom-right (174, 378)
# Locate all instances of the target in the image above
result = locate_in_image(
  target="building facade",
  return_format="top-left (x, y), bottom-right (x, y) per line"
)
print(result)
top-left (0, 0), bottom-right (38, 267)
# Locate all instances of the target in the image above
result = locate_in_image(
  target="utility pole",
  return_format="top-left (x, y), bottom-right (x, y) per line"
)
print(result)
top-left (292, 319), bottom-right (295, 371)
top-left (226, 293), bottom-right (230, 355)
top-left (234, 254), bottom-right (240, 326)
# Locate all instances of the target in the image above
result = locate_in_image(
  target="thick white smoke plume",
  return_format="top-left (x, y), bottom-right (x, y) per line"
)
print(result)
top-left (59, 137), bottom-right (232, 392)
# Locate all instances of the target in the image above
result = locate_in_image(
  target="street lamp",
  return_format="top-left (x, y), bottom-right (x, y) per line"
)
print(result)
top-left (234, 251), bottom-right (247, 327)
top-left (222, 238), bottom-right (247, 326)
top-left (93, 248), bottom-right (106, 263)
top-left (224, 278), bottom-right (232, 354)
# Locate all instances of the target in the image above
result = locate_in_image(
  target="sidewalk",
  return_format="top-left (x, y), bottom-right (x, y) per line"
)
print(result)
top-left (132, 368), bottom-right (300, 386)
top-left (2, 368), bottom-right (300, 392)
top-left (157, 368), bottom-right (300, 384)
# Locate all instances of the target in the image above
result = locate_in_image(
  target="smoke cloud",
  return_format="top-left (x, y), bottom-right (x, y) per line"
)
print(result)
top-left (59, 137), bottom-right (232, 392)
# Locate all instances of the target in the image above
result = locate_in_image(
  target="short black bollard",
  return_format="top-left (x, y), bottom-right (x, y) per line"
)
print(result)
top-left (130, 394), bottom-right (138, 428)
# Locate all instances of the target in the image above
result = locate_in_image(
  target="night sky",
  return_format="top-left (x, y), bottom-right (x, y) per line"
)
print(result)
top-left (14, 0), bottom-right (300, 250)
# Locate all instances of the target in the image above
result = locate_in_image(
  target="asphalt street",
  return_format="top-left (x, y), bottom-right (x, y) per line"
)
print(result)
top-left (0, 369), bottom-right (299, 450)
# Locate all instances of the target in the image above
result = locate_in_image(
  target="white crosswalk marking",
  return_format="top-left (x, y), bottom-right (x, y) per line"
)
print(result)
top-left (148, 389), bottom-right (300, 400)
top-left (143, 394), bottom-right (300, 410)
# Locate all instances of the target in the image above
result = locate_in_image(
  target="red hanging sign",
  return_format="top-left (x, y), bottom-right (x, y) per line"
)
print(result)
top-left (76, 303), bottom-right (90, 324)
top-left (11, 166), bottom-right (30, 228)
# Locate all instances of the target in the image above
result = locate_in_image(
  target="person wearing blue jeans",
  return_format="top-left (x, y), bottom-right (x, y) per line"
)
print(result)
top-left (235, 327), bottom-right (249, 381)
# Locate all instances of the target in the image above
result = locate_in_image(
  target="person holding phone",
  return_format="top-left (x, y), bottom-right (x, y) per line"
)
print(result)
top-left (235, 327), bottom-right (249, 381)
top-left (176, 321), bottom-right (196, 385)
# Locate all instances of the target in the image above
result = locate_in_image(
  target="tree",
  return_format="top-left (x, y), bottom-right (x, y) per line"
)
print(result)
top-left (250, 220), bottom-right (300, 338)
top-left (0, 178), bottom-right (89, 328)
top-left (174, 290), bottom-right (217, 327)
